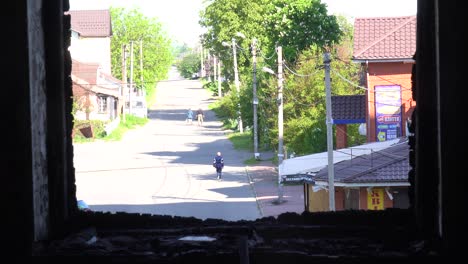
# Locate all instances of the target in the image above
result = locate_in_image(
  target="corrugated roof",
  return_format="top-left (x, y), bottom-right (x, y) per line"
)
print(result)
top-left (351, 159), bottom-right (409, 183)
top-left (279, 138), bottom-right (403, 177)
top-left (331, 95), bottom-right (366, 124)
top-left (314, 138), bottom-right (409, 184)
top-left (66, 9), bottom-right (112, 37)
top-left (353, 16), bottom-right (416, 60)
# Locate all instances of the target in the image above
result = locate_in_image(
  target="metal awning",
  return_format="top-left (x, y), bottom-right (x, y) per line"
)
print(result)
top-left (279, 138), bottom-right (403, 177)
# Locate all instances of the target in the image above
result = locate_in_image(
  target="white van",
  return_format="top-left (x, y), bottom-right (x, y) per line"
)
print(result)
top-left (125, 95), bottom-right (148, 118)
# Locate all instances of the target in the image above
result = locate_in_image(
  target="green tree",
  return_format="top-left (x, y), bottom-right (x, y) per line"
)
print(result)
top-left (110, 7), bottom-right (174, 103)
top-left (172, 43), bottom-right (191, 60)
top-left (199, 0), bottom-right (341, 69)
top-left (199, 0), bottom-right (343, 132)
top-left (177, 52), bottom-right (201, 79)
top-left (264, 0), bottom-right (342, 62)
top-left (258, 16), bottom-right (364, 155)
top-left (200, 1), bottom-right (354, 155)
top-left (199, 0), bottom-right (271, 90)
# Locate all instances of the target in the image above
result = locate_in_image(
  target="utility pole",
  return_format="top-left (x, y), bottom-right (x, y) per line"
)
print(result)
top-left (277, 46), bottom-right (284, 203)
top-left (324, 52), bottom-right (336, 211)
top-left (213, 55), bottom-right (217, 86)
top-left (217, 59), bottom-right (222, 97)
top-left (252, 38), bottom-right (259, 159)
top-left (121, 44), bottom-right (127, 122)
top-left (139, 40), bottom-right (143, 96)
top-left (232, 38), bottom-right (244, 133)
top-left (200, 48), bottom-right (205, 78)
top-left (129, 41), bottom-right (134, 115)
top-left (205, 52), bottom-right (210, 82)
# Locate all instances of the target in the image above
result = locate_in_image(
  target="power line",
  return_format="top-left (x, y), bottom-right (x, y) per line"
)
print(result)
top-left (372, 74), bottom-right (413, 91)
top-left (258, 49), bottom-right (277, 60)
top-left (283, 61), bottom-right (321, 77)
top-left (282, 86), bottom-right (317, 107)
top-left (330, 69), bottom-right (368, 91)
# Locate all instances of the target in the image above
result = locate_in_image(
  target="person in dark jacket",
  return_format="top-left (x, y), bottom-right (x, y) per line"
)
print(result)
top-left (212, 151), bottom-right (224, 180)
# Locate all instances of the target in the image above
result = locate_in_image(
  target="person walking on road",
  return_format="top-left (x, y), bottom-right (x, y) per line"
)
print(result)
top-left (213, 151), bottom-right (224, 180)
top-left (186, 108), bottom-right (193, 124)
top-left (196, 108), bottom-right (204, 126)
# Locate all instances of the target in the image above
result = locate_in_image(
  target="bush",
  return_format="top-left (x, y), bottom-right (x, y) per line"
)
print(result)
top-left (203, 81), bottom-right (218, 96)
top-left (72, 114), bottom-right (149, 143)
top-left (73, 119), bottom-right (107, 139)
top-left (176, 52), bottom-right (200, 79)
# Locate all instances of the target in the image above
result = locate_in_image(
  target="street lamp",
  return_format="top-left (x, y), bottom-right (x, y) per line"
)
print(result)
top-left (129, 41), bottom-right (134, 115)
top-left (262, 66), bottom-right (275, 75)
top-left (262, 46), bottom-right (285, 204)
top-left (251, 38), bottom-right (259, 160)
top-left (235, 32), bottom-right (246, 39)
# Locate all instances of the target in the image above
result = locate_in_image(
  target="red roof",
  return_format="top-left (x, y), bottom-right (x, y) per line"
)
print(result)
top-left (71, 59), bottom-right (121, 97)
top-left (66, 9), bottom-right (112, 37)
top-left (353, 16), bottom-right (416, 61)
top-left (71, 59), bottom-right (100, 85)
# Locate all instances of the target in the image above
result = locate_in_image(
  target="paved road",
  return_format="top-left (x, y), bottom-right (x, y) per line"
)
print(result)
top-left (74, 67), bottom-right (261, 221)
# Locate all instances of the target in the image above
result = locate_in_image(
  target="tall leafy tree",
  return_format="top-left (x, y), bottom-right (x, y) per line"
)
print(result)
top-left (110, 7), bottom-right (174, 102)
top-left (199, 0), bottom-right (342, 66)
top-left (199, 0), bottom-right (349, 155)
top-left (264, 0), bottom-right (342, 62)
top-left (259, 16), bottom-right (364, 155)
top-left (199, 0), bottom-right (271, 77)
top-left (199, 0), bottom-right (272, 133)
top-left (199, 1), bottom-right (342, 99)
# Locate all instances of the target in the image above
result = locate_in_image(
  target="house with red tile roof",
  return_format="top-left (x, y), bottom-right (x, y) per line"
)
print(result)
top-left (352, 16), bottom-right (416, 143)
top-left (66, 9), bottom-right (124, 125)
top-left (67, 9), bottom-right (113, 74)
top-left (71, 59), bottom-right (121, 121)
top-left (301, 16), bottom-right (416, 212)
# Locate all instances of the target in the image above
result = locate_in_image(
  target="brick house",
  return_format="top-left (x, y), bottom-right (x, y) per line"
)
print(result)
top-left (352, 16), bottom-right (416, 143)
top-left (71, 59), bottom-right (120, 121)
top-left (67, 9), bottom-right (123, 122)
top-left (67, 9), bottom-right (113, 74)
top-left (302, 16), bottom-right (417, 212)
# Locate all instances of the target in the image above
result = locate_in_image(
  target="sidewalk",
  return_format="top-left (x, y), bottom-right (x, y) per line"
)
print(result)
top-left (245, 153), bottom-right (305, 219)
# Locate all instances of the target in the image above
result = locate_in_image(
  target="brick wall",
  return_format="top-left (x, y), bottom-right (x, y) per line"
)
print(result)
top-left (366, 62), bottom-right (415, 142)
top-left (336, 124), bottom-right (347, 149)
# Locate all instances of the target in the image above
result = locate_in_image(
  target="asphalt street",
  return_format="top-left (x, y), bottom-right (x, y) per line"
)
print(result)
top-left (74, 67), bottom-right (262, 221)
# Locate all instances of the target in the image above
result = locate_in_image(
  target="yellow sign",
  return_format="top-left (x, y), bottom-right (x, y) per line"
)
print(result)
top-left (377, 131), bottom-right (386, 142)
top-left (367, 188), bottom-right (384, 210)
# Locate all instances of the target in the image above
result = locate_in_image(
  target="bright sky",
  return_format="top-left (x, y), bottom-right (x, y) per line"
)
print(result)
top-left (69, 0), bottom-right (206, 47)
top-left (324, 0), bottom-right (417, 20)
top-left (69, 0), bottom-right (417, 47)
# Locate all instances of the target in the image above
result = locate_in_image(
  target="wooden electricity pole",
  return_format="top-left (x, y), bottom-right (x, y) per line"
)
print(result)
top-left (121, 44), bottom-right (127, 122)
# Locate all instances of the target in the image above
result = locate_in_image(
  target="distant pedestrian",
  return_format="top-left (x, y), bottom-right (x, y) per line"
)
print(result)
top-left (186, 108), bottom-right (193, 124)
top-left (212, 151), bottom-right (224, 180)
top-left (196, 108), bottom-right (204, 126)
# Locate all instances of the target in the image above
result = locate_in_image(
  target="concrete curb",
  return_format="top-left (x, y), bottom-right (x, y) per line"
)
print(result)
top-left (245, 166), bottom-right (264, 217)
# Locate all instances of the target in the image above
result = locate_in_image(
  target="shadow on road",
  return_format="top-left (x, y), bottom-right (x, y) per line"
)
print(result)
top-left (89, 200), bottom-right (260, 221)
